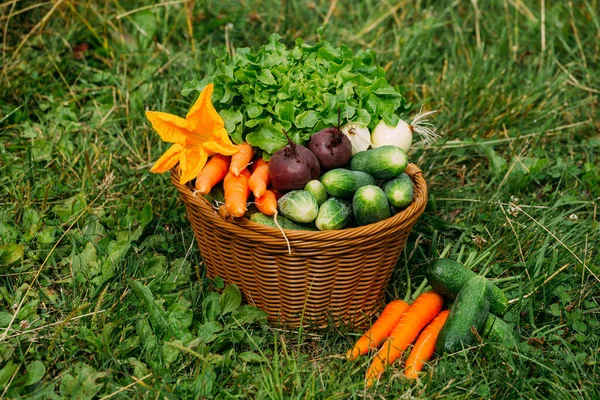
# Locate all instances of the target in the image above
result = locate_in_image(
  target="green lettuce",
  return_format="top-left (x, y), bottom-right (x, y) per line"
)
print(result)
top-left (182, 34), bottom-right (410, 155)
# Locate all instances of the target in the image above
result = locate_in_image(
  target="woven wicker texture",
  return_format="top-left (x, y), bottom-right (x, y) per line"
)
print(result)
top-left (171, 163), bottom-right (427, 328)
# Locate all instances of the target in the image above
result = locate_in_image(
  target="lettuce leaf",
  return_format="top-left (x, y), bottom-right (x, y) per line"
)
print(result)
top-left (182, 34), bottom-right (410, 155)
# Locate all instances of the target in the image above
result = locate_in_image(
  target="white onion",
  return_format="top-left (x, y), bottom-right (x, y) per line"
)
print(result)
top-left (341, 123), bottom-right (372, 155)
top-left (371, 119), bottom-right (412, 152)
top-left (371, 108), bottom-right (439, 152)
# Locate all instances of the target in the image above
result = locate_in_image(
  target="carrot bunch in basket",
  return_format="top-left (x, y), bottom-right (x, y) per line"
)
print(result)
top-left (346, 292), bottom-right (447, 386)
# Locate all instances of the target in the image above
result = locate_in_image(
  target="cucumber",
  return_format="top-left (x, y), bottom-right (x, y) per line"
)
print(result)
top-left (249, 212), bottom-right (316, 231)
top-left (320, 169), bottom-right (376, 198)
top-left (315, 198), bottom-right (352, 231)
top-left (352, 185), bottom-right (391, 226)
top-left (483, 314), bottom-right (517, 348)
top-left (383, 173), bottom-right (413, 208)
top-left (426, 258), bottom-right (509, 316)
top-left (277, 190), bottom-right (319, 223)
top-left (304, 180), bottom-right (328, 205)
top-left (435, 276), bottom-right (490, 354)
top-left (350, 145), bottom-right (408, 179)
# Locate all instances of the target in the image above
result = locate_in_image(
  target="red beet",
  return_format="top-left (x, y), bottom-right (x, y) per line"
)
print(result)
top-left (306, 127), bottom-right (352, 171)
top-left (269, 133), bottom-right (320, 192)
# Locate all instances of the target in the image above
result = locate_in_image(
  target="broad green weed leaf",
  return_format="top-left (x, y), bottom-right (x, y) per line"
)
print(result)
top-left (140, 203), bottom-right (153, 227)
top-left (0, 244), bottom-right (24, 268)
top-left (197, 321), bottom-right (223, 344)
top-left (128, 279), bottom-right (171, 336)
top-left (24, 361), bottom-right (45, 386)
top-left (59, 363), bottom-right (108, 400)
top-left (219, 284), bottom-right (242, 315)
top-left (231, 305), bottom-right (268, 325)
top-left (202, 293), bottom-right (221, 323)
top-left (238, 351), bottom-right (266, 363)
top-left (0, 361), bottom-right (18, 387)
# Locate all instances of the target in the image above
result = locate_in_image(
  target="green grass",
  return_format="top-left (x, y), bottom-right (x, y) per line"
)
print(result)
top-left (1, 0), bottom-right (599, 398)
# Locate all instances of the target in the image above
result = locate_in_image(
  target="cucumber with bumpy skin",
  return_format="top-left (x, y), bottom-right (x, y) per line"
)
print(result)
top-left (383, 173), bottom-right (413, 208)
top-left (483, 314), bottom-right (517, 348)
top-left (277, 190), bottom-right (319, 223)
top-left (435, 276), bottom-right (490, 354)
top-left (315, 198), bottom-right (352, 231)
top-left (321, 169), bottom-right (376, 198)
top-left (350, 145), bottom-right (408, 179)
top-left (304, 180), bottom-right (328, 205)
top-left (250, 212), bottom-right (316, 231)
top-left (352, 185), bottom-right (391, 226)
top-left (426, 258), bottom-right (509, 316)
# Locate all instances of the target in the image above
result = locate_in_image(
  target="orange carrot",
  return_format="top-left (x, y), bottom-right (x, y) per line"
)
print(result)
top-left (255, 190), bottom-right (278, 216)
top-left (195, 154), bottom-right (231, 194)
top-left (404, 310), bottom-right (450, 379)
top-left (346, 300), bottom-right (410, 361)
top-left (224, 169), bottom-right (251, 218)
top-left (248, 158), bottom-right (270, 198)
top-left (229, 143), bottom-right (254, 177)
top-left (365, 291), bottom-right (444, 387)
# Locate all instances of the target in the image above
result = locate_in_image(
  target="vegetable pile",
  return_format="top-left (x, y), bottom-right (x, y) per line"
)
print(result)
top-left (145, 37), bottom-right (438, 234)
top-left (347, 257), bottom-right (518, 386)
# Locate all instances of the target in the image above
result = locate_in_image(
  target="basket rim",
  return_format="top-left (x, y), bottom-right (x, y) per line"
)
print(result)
top-left (170, 162), bottom-right (428, 242)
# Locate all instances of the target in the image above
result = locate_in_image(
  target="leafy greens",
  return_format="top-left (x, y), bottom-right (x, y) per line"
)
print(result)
top-left (182, 34), bottom-right (410, 155)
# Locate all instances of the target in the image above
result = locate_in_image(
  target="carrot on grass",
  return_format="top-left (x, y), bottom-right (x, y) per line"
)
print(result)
top-left (195, 154), bottom-right (231, 194)
top-left (346, 300), bottom-right (410, 361)
top-left (404, 310), bottom-right (450, 379)
top-left (224, 169), bottom-right (251, 218)
top-left (365, 291), bottom-right (444, 387)
top-left (230, 143), bottom-right (254, 177)
top-left (255, 190), bottom-right (278, 216)
top-left (248, 158), bottom-right (270, 198)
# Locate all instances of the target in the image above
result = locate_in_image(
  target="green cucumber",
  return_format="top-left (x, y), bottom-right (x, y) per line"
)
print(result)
top-left (321, 169), bottom-right (376, 198)
top-left (352, 185), bottom-right (391, 226)
top-left (304, 180), bottom-right (328, 205)
top-left (426, 258), bottom-right (509, 316)
top-left (436, 276), bottom-right (490, 354)
top-left (483, 315), bottom-right (517, 348)
top-left (383, 173), bottom-right (414, 208)
top-left (250, 212), bottom-right (316, 231)
top-left (277, 190), bottom-right (319, 223)
top-left (350, 145), bottom-right (408, 179)
top-left (315, 198), bottom-right (352, 231)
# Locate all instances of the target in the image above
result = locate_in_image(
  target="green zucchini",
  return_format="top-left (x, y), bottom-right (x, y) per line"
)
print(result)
top-left (483, 314), bottom-right (517, 348)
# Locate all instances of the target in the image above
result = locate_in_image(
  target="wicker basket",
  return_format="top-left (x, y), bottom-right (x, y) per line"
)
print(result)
top-left (170, 163), bottom-right (427, 328)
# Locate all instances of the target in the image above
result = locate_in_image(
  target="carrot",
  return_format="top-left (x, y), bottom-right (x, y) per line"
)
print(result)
top-left (248, 158), bottom-right (270, 198)
top-left (229, 143), bottom-right (254, 177)
top-left (404, 310), bottom-right (450, 379)
top-left (224, 169), bottom-right (251, 218)
top-left (365, 291), bottom-right (444, 387)
top-left (346, 300), bottom-right (410, 361)
top-left (195, 154), bottom-right (231, 194)
top-left (255, 190), bottom-right (278, 216)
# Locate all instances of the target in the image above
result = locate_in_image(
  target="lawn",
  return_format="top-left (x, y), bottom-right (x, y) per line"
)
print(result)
top-left (1, 0), bottom-right (599, 398)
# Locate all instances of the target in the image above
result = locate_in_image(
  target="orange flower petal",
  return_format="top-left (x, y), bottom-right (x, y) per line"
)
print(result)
top-left (186, 83), bottom-right (226, 141)
top-left (150, 143), bottom-right (183, 173)
top-left (203, 139), bottom-right (239, 156)
top-left (146, 111), bottom-right (189, 144)
top-left (179, 147), bottom-right (208, 184)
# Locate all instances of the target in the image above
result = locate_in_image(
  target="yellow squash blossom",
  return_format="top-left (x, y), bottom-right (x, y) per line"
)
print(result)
top-left (146, 83), bottom-right (239, 184)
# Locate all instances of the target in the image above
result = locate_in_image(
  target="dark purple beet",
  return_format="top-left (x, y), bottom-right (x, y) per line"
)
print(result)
top-left (306, 127), bottom-right (352, 171)
top-left (269, 137), bottom-right (320, 192)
